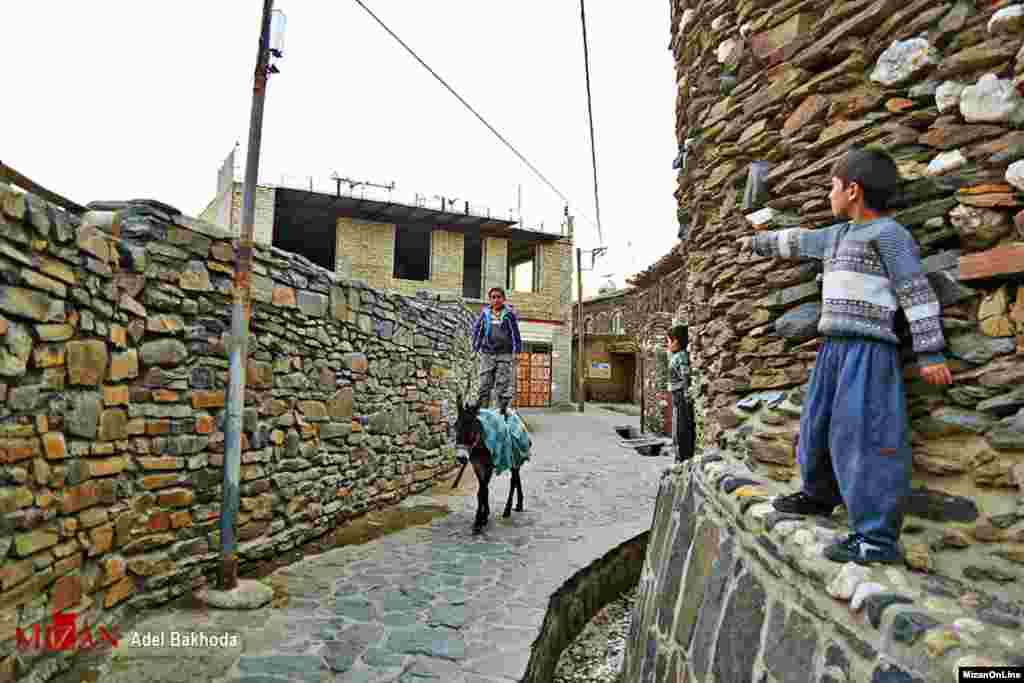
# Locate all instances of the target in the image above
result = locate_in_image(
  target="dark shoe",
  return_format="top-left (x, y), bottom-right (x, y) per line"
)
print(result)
top-left (772, 491), bottom-right (835, 516)
top-left (823, 534), bottom-right (903, 565)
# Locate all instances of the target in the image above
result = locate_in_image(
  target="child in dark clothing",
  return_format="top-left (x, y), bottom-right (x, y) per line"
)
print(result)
top-left (739, 147), bottom-right (953, 565)
top-left (667, 325), bottom-right (696, 463)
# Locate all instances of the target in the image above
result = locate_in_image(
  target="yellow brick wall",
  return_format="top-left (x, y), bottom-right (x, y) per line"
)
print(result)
top-left (335, 217), bottom-right (465, 297)
top-left (198, 182), bottom-right (275, 245)
top-left (503, 239), bottom-right (572, 322)
top-left (333, 217), bottom-right (571, 321)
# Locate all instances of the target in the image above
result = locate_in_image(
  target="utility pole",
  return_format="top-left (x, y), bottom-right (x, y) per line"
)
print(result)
top-left (221, 0), bottom-right (281, 591)
top-left (574, 242), bottom-right (606, 414)
top-left (576, 248), bottom-right (585, 413)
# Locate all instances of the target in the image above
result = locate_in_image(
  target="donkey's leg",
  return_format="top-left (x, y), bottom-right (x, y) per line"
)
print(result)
top-left (483, 463), bottom-right (493, 522)
top-left (514, 467), bottom-right (524, 512)
top-left (471, 456), bottom-right (488, 533)
top-left (503, 469), bottom-right (515, 518)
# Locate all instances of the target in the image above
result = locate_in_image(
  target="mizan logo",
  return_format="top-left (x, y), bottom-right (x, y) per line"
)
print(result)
top-left (16, 612), bottom-right (121, 651)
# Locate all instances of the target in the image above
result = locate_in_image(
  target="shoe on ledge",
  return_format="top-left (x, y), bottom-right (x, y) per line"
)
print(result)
top-left (772, 491), bottom-right (836, 516)
top-left (824, 533), bottom-right (903, 565)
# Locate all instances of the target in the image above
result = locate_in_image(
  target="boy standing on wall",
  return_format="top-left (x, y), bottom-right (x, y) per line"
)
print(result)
top-left (472, 287), bottom-right (523, 416)
top-left (738, 147), bottom-right (953, 565)
top-left (667, 325), bottom-right (696, 463)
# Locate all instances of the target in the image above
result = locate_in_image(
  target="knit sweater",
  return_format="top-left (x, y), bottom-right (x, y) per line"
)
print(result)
top-left (751, 217), bottom-right (945, 367)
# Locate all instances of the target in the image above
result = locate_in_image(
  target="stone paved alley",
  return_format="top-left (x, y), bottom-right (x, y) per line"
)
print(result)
top-left (68, 408), bottom-right (666, 683)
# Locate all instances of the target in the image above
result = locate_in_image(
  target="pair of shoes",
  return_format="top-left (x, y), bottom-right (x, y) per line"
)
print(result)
top-left (772, 491), bottom-right (835, 516)
top-left (823, 533), bottom-right (903, 565)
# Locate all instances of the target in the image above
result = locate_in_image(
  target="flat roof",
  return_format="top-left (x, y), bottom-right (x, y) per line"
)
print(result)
top-left (274, 187), bottom-right (564, 242)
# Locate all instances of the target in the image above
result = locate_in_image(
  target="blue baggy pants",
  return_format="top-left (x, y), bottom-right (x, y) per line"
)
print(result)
top-left (798, 337), bottom-right (911, 550)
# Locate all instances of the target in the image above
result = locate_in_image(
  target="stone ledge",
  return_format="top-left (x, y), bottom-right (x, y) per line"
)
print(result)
top-left (628, 451), bottom-right (1023, 681)
top-left (521, 531), bottom-right (649, 683)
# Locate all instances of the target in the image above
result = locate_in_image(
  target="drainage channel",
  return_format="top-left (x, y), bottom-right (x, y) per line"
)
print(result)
top-left (521, 531), bottom-right (648, 683)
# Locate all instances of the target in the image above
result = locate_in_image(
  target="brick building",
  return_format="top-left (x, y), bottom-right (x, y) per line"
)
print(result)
top-left (571, 245), bottom-right (688, 431)
top-left (200, 178), bottom-right (575, 408)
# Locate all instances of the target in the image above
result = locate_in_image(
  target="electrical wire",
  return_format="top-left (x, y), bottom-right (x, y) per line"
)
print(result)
top-left (353, 0), bottom-right (587, 225)
top-left (579, 0), bottom-right (604, 247)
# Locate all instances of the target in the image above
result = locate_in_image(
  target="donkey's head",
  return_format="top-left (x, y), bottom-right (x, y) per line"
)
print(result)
top-left (453, 394), bottom-right (483, 452)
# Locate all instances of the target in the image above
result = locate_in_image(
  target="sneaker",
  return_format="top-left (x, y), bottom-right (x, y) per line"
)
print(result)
top-left (824, 534), bottom-right (903, 565)
top-left (772, 491), bottom-right (835, 516)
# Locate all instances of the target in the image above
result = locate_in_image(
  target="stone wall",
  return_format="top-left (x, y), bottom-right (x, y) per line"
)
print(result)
top-left (622, 453), bottom-right (1020, 682)
top-left (672, 0), bottom-right (1024, 590)
top-left (0, 185), bottom-right (478, 683)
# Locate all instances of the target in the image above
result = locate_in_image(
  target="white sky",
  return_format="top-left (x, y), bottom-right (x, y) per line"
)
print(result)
top-left (5, 1), bottom-right (678, 297)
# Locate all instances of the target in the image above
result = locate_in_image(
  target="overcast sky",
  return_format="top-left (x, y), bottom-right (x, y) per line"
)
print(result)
top-left (5, 1), bottom-right (678, 296)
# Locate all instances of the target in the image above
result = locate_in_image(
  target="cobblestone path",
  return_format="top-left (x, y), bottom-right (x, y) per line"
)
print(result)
top-left (87, 408), bottom-right (667, 683)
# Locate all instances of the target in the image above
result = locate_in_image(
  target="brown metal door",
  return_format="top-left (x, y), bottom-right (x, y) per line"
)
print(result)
top-left (514, 352), bottom-right (551, 408)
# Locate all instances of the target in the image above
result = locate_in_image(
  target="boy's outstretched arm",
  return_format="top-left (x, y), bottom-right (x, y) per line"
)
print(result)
top-left (876, 231), bottom-right (953, 386)
top-left (738, 227), bottom-right (833, 260)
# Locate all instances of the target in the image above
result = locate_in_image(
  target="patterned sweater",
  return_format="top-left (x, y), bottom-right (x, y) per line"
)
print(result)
top-left (752, 217), bottom-right (945, 367)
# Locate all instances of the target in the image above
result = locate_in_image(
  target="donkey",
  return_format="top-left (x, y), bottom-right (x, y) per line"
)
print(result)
top-left (453, 400), bottom-right (525, 534)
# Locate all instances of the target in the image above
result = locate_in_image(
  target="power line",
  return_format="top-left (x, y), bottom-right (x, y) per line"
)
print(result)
top-left (353, 0), bottom-right (592, 229)
top-left (579, 0), bottom-right (604, 247)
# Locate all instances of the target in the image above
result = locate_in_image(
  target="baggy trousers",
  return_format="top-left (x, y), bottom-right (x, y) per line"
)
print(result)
top-left (672, 390), bottom-right (696, 462)
top-left (478, 352), bottom-right (515, 409)
top-left (798, 337), bottom-right (911, 550)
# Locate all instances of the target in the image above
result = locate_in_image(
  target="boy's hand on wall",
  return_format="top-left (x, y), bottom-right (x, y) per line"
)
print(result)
top-left (920, 362), bottom-right (953, 386)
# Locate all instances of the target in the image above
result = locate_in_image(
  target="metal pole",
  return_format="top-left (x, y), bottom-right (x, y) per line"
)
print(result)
top-left (640, 349), bottom-right (646, 434)
top-left (221, 0), bottom-right (274, 591)
top-left (576, 248), bottom-right (585, 413)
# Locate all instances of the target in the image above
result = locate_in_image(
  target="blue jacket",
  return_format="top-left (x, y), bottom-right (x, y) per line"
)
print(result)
top-left (472, 305), bottom-right (523, 355)
top-left (477, 409), bottom-right (531, 475)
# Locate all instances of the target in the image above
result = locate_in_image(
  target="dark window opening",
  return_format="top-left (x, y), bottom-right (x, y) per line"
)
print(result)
top-left (272, 217), bottom-right (336, 273)
top-left (394, 226), bottom-right (431, 281)
top-left (507, 240), bottom-right (538, 293)
top-left (462, 232), bottom-right (483, 300)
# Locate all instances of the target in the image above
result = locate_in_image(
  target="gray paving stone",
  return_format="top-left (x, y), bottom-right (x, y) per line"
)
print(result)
top-left (81, 409), bottom-right (665, 683)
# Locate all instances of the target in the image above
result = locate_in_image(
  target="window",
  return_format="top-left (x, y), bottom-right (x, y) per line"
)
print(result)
top-left (394, 225), bottom-right (431, 281)
top-left (462, 232), bottom-right (483, 299)
top-left (611, 311), bottom-right (624, 335)
top-left (585, 316), bottom-right (594, 334)
top-left (507, 240), bottom-right (539, 293)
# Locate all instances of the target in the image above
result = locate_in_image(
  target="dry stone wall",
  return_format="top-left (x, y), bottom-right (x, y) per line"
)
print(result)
top-left (672, 0), bottom-right (1024, 605)
top-left (623, 454), bottom-right (1022, 682)
top-left (0, 185), bottom-right (477, 683)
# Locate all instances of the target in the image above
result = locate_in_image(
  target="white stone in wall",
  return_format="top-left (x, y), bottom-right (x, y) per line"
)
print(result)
top-left (717, 38), bottom-right (741, 64)
top-left (989, 4), bottom-right (1024, 35)
top-left (954, 618), bottom-right (986, 635)
top-left (745, 207), bottom-right (778, 227)
top-left (1006, 159), bottom-right (1024, 191)
top-left (926, 150), bottom-right (968, 177)
top-left (826, 563), bottom-right (872, 600)
top-left (850, 582), bottom-right (885, 611)
top-left (935, 81), bottom-right (966, 114)
top-left (680, 8), bottom-right (695, 30)
top-left (711, 15), bottom-right (730, 31)
top-left (739, 22), bottom-right (752, 38)
top-left (960, 74), bottom-right (1024, 124)
top-left (870, 38), bottom-right (940, 87)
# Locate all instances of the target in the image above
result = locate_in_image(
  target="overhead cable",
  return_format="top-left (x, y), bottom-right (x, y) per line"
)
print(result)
top-left (578, 0), bottom-right (604, 247)
top-left (353, 0), bottom-right (596, 230)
